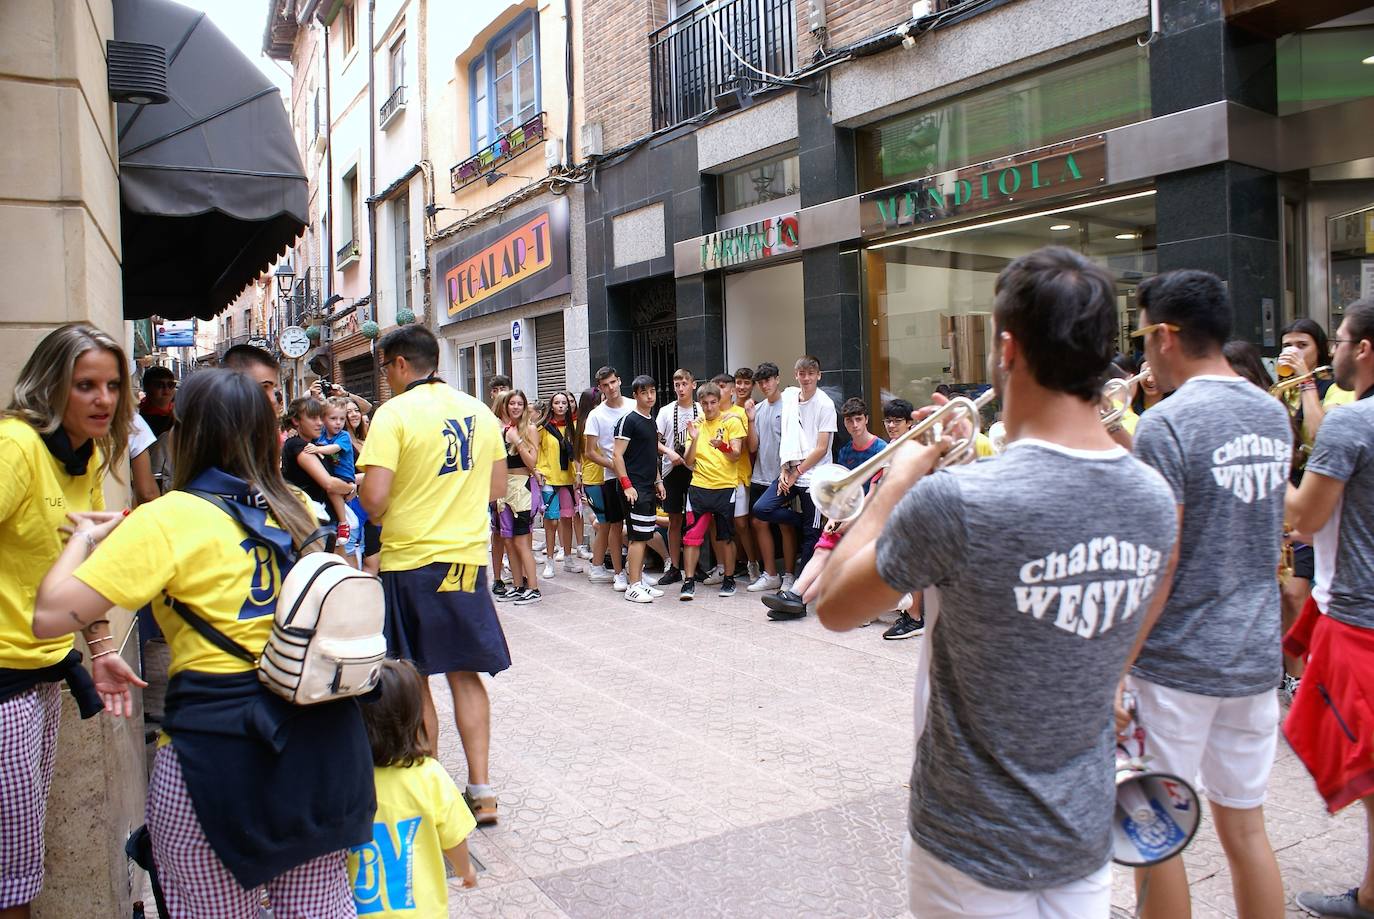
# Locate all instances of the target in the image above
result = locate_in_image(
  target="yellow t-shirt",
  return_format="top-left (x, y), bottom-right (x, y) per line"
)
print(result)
top-left (0, 418), bottom-right (104, 669)
top-left (535, 425), bottom-right (575, 487)
top-left (360, 383), bottom-right (502, 572)
top-left (580, 424), bottom-right (604, 486)
top-left (74, 491), bottom-right (289, 678)
top-left (726, 405), bottom-right (752, 487)
top-left (1325, 385), bottom-right (1356, 410)
top-left (690, 414), bottom-right (746, 491)
top-left (348, 758), bottom-right (476, 918)
top-left (974, 432), bottom-right (994, 458)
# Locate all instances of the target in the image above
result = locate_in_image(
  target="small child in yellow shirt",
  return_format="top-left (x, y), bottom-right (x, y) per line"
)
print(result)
top-left (349, 660), bottom-right (477, 917)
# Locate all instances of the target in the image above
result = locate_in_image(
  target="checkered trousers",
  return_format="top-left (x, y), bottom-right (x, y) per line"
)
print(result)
top-left (0, 682), bottom-right (62, 909)
top-left (147, 746), bottom-right (356, 918)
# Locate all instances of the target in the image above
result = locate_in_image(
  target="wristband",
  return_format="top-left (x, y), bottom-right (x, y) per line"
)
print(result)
top-left (713, 440), bottom-right (731, 453)
top-left (619, 476), bottom-right (633, 490)
top-left (1299, 381), bottom-right (1317, 392)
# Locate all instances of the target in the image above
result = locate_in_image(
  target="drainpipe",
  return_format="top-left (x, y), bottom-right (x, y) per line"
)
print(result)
top-left (564, 0), bottom-right (574, 168)
top-left (1138, 0), bottom-right (1160, 46)
top-left (418, 0), bottom-right (433, 320)
top-left (366, 0), bottom-right (379, 325)
top-left (319, 12), bottom-right (335, 313)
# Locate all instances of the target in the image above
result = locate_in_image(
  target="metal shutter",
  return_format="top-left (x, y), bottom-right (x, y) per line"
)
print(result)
top-left (340, 354), bottom-right (377, 403)
top-left (534, 312), bottom-right (565, 399)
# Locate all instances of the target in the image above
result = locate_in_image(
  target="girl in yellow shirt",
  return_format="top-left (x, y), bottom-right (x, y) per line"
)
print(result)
top-left (536, 391), bottom-right (582, 578)
top-left (33, 369), bottom-right (372, 918)
top-left (493, 390), bottom-right (541, 604)
top-left (0, 323), bottom-right (141, 914)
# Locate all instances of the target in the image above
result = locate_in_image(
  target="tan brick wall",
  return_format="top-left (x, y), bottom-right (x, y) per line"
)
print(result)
top-left (582, 0), bottom-right (665, 149)
top-left (799, 0), bottom-right (908, 61)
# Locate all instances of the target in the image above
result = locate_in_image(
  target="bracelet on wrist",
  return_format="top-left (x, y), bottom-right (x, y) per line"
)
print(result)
top-left (90, 648), bottom-right (118, 661)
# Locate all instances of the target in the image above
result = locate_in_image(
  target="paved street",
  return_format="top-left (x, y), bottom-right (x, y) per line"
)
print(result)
top-left (427, 567), bottom-right (1367, 918)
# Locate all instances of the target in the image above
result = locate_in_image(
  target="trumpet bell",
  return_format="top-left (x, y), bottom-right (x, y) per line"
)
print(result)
top-left (810, 463), bottom-right (867, 524)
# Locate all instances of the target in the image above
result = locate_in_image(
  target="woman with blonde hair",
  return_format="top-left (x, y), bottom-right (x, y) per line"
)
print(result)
top-left (0, 323), bottom-right (143, 917)
top-left (32, 369), bottom-right (372, 917)
top-left (493, 389), bottom-right (541, 605)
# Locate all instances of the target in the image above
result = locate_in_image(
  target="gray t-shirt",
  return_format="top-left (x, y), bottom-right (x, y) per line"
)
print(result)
top-left (876, 440), bottom-right (1177, 890)
top-left (1304, 394), bottom-right (1374, 629)
top-left (1132, 375), bottom-right (1292, 697)
top-left (751, 397), bottom-right (783, 485)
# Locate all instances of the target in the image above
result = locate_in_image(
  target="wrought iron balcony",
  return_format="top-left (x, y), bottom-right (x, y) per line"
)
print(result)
top-left (450, 112), bottom-right (547, 192)
top-left (337, 239), bottom-right (360, 266)
top-left (649, 0), bottom-right (795, 131)
top-left (379, 85), bottom-right (406, 128)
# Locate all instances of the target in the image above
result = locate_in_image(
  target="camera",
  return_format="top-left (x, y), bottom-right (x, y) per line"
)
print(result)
top-left (317, 375), bottom-right (333, 392)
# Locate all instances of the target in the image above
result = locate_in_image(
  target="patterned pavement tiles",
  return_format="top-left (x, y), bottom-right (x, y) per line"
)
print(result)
top-left (426, 566), bottom-right (1367, 917)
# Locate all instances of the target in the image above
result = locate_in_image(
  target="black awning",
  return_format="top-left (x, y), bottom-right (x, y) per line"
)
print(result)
top-left (115, 0), bottom-right (307, 321)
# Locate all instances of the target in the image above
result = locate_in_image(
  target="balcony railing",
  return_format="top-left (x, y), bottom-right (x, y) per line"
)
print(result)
top-left (450, 112), bottom-right (547, 192)
top-left (649, 0), bottom-right (795, 131)
top-left (379, 85), bottom-right (406, 128)
top-left (337, 239), bottom-right (360, 266)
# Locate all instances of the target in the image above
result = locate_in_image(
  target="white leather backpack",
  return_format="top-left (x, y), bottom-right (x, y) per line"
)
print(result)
top-left (170, 492), bottom-right (387, 705)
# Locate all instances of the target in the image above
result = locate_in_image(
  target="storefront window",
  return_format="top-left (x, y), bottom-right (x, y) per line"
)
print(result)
top-left (865, 191), bottom-right (1156, 407)
top-left (857, 45), bottom-right (1150, 191)
top-left (1278, 25), bottom-right (1374, 116)
top-left (1327, 203), bottom-right (1374, 330)
top-left (719, 151), bottom-right (800, 214)
top-left (459, 344), bottom-right (477, 397)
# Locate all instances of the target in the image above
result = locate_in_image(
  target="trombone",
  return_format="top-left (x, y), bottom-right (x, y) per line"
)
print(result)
top-left (811, 389), bottom-right (996, 523)
top-left (1270, 366), bottom-right (1332, 397)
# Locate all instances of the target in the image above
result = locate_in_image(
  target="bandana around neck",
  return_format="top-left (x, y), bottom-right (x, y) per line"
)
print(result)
top-left (184, 467), bottom-right (294, 565)
top-left (40, 426), bottom-right (94, 477)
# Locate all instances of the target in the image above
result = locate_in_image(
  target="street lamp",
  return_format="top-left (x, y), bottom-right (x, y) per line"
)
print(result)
top-left (274, 260), bottom-right (296, 298)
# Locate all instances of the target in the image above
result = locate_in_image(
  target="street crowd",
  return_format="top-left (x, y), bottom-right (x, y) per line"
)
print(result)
top-left (0, 244), bottom-right (1373, 918)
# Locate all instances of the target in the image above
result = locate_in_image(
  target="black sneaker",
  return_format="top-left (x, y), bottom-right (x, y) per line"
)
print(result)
top-left (883, 612), bottom-right (924, 640)
top-left (732, 561), bottom-right (748, 579)
top-left (679, 579), bottom-right (696, 601)
top-left (763, 590), bottom-right (806, 620)
top-left (719, 576), bottom-right (737, 598)
top-left (655, 566), bottom-right (683, 586)
top-left (491, 579), bottom-right (508, 598)
top-left (513, 588), bottom-right (542, 606)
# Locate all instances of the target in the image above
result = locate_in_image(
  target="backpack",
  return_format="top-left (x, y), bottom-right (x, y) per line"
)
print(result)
top-left (166, 491), bottom-right (387, 705)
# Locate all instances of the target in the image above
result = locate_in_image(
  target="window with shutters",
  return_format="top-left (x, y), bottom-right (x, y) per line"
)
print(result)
top-left (340, 355), bottom-right (377, 403)
top-left (534, 312), bottom-right (565, 399)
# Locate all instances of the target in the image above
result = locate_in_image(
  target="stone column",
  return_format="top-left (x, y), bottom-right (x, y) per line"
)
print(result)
top-left (797, 89), bottom-right (864, 414)
top-left (1, 2), bottom-right (147, 916)
top-left (1151, 0), bottom-right (1281, 346)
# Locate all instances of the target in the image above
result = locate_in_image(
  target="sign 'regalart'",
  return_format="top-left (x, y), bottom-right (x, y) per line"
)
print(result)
top-left (434, 198), bottom-right (571, 324)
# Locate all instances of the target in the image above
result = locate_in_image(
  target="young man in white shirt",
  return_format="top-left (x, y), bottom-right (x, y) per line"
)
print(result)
top-left (747, 362), bottom-right (785, 592)
top-left (582, 367), bottom-right (635, 591)
top-left (654, 369), bottom-right (697, 586)
top-left (752, 355), bottom-right (836, 619)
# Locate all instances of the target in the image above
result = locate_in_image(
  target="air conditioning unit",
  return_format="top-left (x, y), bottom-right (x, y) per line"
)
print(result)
top-left (544, 137), bottom-right (564, 171)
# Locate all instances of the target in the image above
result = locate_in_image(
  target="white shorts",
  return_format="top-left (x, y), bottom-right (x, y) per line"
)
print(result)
top-left (1124, 675), bottom-right (1278, 809)
top-left (733, 483), bottom-right (750, 517)
top-left (905, 835), bottom-right (1111, 918)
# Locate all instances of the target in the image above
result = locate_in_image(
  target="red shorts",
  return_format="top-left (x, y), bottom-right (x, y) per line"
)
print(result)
top-left (1283, 608), bottom-right (1374, 813)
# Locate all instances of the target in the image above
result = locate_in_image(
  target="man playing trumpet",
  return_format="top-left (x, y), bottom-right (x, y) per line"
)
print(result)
top-left (816, 247), bottom-right (1178, 916)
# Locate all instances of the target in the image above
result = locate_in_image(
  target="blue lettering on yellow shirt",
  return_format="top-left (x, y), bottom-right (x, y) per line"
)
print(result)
top-left (439, 416), bottom-right (476, 476)
top-left (352, 816), bottom-right (423, 913)
top-left (238, 537), bottom-right (280, 619)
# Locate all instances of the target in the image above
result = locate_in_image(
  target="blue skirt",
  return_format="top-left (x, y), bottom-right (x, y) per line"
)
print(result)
top-left (381, 562), bottom-right (512, 677)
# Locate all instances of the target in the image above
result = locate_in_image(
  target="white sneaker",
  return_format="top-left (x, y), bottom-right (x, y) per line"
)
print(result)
top-left (501, 565), bottom-right (512, 583)
top-left (555, 548), bottom-right (565, 561)
top-left (612, 571), bottom-right (629, 592)
top-left (562, 558), bottom-right (582, 573)
top-left (542, 560), bottom-right (555, 579)
top-left (624, 584), bottom-right (655, 604)
top-left (575, 545), bottom-right (593, 560)
top-left (747, 561), bottom-right (761, 583)
top-left (700, 566), bottom-right (724, 586)
top-left (747, 573), bottom-right (782, 592)
top-left (781, 573), bottom-right (796, 593)
top-left (639, 581), bottom-right (664, 598)
top-left (587, 565), bottom-right (615, 583)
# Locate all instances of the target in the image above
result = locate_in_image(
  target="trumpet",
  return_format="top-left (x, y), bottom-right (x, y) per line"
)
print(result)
top-left (1270, 366), bottom-right (1332, 397)
top-left (811, 389), bottom-right (996, 523)
top-left (1101, 371), bottom-right (1149, 428)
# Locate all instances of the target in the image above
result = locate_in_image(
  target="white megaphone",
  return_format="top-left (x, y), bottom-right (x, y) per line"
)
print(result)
top-left (1112, 693), bottom-right (1202, 867)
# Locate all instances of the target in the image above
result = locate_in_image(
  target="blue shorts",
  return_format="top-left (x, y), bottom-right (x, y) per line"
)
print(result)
top-left (381, 562), bottom-right (512, 676)
top-left (541, 484), bottom-right (576, 520)
top-left (585, 484), bottom-right (606, 523)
